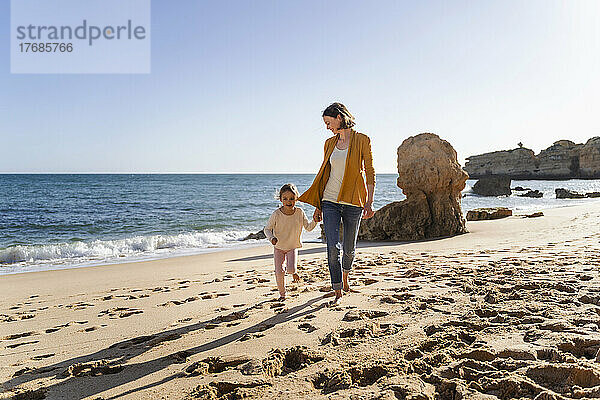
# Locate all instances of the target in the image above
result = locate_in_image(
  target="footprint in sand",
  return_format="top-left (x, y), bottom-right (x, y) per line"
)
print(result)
top-left (158, 296), bottom-right (199, 307)
top-left (342, 310), bottom-right (389, 322)
top-left (239, 332), bottom-right (265, 342)
top-left (65, 302), bottom-right (95, 310)
top-left (184, 355), bottom-right (251, 376)
top-left (298, 323), bottom-right (318, 333)
top-left (6, 340), bottom-right (39, 349)
top-left (98, 307), bottom-right (143, 319)
top-left (2, 331), bottom-right (36, 340)
top-left (115, 294), bottom-right (138, 300)
top-left (14, 313), bottom-right (36, 321)
top-left (62, 360), bottom-right (123, 377)
top-left (31, 353), bottom-right (54, 360)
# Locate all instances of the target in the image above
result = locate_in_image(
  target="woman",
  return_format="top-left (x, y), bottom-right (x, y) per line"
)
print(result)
top-left (299, 102), bottom-right (375, 305)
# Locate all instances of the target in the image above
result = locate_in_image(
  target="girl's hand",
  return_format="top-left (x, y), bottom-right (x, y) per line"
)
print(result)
top-left (271, 238), bottom-right (278, 245)
top-left (362, 203), bottom-right (375, 219)
top-left (313, 208), bottom-right (322, 222)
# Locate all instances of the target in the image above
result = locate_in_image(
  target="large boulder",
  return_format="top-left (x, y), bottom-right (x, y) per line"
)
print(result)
top-left (472, 176), bottom-right (511, 196)
top-left (358, 133), bottom-right (468, 241)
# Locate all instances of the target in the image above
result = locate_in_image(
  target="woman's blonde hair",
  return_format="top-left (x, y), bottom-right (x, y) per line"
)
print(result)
top-left (322, 102), bottom-right (355, 129)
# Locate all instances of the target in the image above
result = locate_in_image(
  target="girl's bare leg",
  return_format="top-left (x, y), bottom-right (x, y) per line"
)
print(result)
top-left (274, 248), bottom-right (286, 300)
top-left (286, 249), bottom-right (299, 283)
top-left (275, 272), bottom-right (286, 299)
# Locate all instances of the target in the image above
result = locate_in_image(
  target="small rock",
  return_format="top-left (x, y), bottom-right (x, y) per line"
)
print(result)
top-left (524, 212), bottom-right (544, 218)
top-left (555, 188), bottom-right (585, 199)
top-left (519, 190), bottom-right (543, 198)
top-left (466, 207), bottom-right (512, 221)
top-left (243, 230), bottom-right (266, 240)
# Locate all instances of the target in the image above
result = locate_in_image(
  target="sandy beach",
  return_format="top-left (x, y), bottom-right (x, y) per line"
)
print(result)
top-left (2, 202), bottom-right (600, 400)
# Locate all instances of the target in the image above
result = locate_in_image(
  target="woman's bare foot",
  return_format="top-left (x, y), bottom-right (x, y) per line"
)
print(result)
top-left (292, 273), bottom-right (300, 283)
top-left (329, 289), bottom-right (342, 306)
top-left (277, 296), bottom-right (286, 302)
top-left (329, 295), bottom-right (342, 307)
top-left (342, 271), bottom-right (350, 292)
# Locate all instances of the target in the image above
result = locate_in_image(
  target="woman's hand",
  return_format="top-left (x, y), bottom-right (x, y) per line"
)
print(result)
top-left (313, 208), bottom-right (322, 222)
top-left (362, 203), bottom-right (375, 219)
top-left (271, 238), bottom-right (278, 245)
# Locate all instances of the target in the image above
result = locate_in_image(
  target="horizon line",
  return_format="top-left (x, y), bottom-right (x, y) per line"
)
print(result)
top-left (0, 171), bottom-right (401, 175)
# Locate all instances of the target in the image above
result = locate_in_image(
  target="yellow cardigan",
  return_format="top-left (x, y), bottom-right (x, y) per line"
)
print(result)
top-left (299, 130), bottom-right (375, 209)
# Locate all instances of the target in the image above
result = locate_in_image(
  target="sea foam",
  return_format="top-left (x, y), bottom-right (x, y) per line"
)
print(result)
top-left (0, 230), bottom-right (256, 267)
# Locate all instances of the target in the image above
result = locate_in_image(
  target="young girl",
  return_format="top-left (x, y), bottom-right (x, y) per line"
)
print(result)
top-left (264, 183), bottom-right (317, 301)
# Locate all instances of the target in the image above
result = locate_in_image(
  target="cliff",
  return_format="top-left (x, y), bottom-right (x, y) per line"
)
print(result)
top-left (464, 137), bottom-right (600, 179)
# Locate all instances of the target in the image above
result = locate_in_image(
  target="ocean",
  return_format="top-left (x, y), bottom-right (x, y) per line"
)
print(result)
top-left (2, 174), bottom-right (600, 275)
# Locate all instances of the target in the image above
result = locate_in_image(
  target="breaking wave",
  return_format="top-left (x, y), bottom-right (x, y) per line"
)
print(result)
top-left (0, 230), bottom-right (258, 270)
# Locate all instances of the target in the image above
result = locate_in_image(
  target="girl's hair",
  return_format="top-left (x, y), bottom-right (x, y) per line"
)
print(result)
top-left (322, 102), bottom-right (355, 129)
top-left (278, 183), bottom-right (300, 200)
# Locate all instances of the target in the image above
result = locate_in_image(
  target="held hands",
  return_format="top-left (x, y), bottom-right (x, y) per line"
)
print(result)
top-left (271, 238), bottom-right (278, 245)
top-left (313, 208), bottom-right (322, 223)
top-left (362, 203), bottom-right (375, 219)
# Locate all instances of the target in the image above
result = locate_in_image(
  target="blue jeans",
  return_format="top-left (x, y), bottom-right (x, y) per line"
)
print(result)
top-left (322, 200), bottom-right (363, 291)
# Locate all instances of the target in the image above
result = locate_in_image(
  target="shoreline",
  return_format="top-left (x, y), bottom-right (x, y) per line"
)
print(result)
top-left (3, 174), bottom-right (600, 276)
top-left (2, 198), bottom-right (599, 277)
top-left (2, 199), bottom-right (599, 292)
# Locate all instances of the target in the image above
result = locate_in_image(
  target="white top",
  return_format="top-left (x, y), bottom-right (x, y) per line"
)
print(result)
top-left (263, 207), bottom-right (317, 251)
top-left (322, 146), bottom-right (351, 204)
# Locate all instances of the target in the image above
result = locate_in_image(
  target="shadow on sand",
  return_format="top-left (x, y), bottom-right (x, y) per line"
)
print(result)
top-left (4, 294), bottom-right (330, 399)
top-left (227, 238), bottom-right (446, 263)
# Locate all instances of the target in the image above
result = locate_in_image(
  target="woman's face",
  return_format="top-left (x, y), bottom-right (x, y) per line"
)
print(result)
top-left (323, 115), bottom-right (342, 133)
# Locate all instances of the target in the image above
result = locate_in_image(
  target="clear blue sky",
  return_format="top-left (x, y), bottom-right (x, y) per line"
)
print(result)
top-left (1, 0), bottom-right (599, 173)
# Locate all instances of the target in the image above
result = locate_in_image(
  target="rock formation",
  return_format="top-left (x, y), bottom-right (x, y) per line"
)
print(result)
top-left (580, 137), bottom-right (600, 177)
top-left (472, 176), bottom-right (511, 196)
top-left (464, 137), bottom-right (600, 179)
top-left (358, 133), bottom-right (468, 241)
top-left (464, 148), bottom-right (538, 178)
top-left (555, 188), bottom-right (585, 199)
top-left (555, 188), bottom-right (600, 199)
top-left (536, 140), bottom-right (581, 178)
